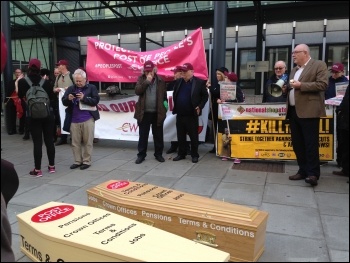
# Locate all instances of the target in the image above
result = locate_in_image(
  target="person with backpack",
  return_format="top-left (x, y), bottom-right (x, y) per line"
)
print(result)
top-left (54, 59), bottom-right (74, 146)
top-left (17, 58), bottom-right (56, 177)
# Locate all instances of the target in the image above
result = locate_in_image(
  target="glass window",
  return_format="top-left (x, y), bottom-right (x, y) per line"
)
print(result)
top-left (327, 45), bottom-right (349, 75)
top-left (309, 46), bottom-right (320, 60)
top-left (239, 49), bottom-right (256, 80)
top-left (225, 50), bottom-right (233, 72)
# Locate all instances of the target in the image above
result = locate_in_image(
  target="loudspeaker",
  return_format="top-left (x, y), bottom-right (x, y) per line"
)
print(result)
top-left (269, 80), bottom-right (284, 97)
top-left (269, 74), bottom-right (288, 97)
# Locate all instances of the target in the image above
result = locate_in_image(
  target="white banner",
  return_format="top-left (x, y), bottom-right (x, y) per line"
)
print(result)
top-left (59, 90), bottom-right (209, 142)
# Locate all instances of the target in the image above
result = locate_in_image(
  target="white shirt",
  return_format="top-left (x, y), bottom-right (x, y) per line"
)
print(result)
top-left (289, 57), bottom-right (311, 106)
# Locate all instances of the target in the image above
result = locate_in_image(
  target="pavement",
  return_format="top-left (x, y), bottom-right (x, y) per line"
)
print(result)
top-left (1, 114), bottom-right (349, 262)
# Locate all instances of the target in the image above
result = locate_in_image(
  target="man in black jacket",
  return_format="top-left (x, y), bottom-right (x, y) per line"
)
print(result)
top-left (332, 85), bottom-right (349, 182)
top-left (172, 63), bottom-right (208, 163)
top-left (166, 66), bottom-right (191, 155)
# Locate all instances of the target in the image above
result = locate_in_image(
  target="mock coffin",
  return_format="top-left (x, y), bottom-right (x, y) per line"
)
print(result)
top-left (16, 201), bottom-right (230, 262)
top-left (86, 180), bottom-right (269, 262)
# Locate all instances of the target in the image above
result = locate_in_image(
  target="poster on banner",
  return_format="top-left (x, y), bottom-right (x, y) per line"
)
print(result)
top-left (58, 91), bottom-right (209, 142)
top-left (216, 103), bottom-right (334, 161)
top-left (220, 104), bottom-right (234, 120)
top-left (335, 81), bottom-right (348, 96)
top-left (219, 82), bottom-right (236, 102)
top-left (86, 28), bottom-right (208, 83)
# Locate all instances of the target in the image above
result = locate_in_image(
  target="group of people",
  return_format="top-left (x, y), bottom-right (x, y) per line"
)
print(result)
top-left (134, 61), bottom-right (208, 164)
top-left (133, 45), bottom-right (349, 187)
top-left (7, 58), bottom-right (100, 177)
top-left (133, 60), bottom-right (248, 165)
top-left (260, 46), bottom-right (348, 185)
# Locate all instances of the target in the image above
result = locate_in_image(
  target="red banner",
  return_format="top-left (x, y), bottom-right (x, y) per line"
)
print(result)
top-left (86, 28), bottom-right (208, 82)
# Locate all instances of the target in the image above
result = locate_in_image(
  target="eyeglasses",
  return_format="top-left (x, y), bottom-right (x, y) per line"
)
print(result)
top-left (292, 51), bottom-right (305, 54)
top-left (274, 67), bottom-right (284, 70)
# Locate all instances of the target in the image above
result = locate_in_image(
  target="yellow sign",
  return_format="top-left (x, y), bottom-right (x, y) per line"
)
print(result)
top-left (217, 103), bottom-right (334, 161)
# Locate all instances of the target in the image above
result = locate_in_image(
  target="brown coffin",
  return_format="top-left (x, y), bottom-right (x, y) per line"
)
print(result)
top-left (87, 180), bottom-right (269, 262)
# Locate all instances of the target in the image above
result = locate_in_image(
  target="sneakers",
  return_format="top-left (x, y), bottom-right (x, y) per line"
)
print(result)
top-left (48, 166), bottom-right (56, 174)
top-left (221, 157), bottom-right (228, 161)
top-left (29, 169), bottom-right (42, 177)
top-left (234, 158), bottom-right (241, 164)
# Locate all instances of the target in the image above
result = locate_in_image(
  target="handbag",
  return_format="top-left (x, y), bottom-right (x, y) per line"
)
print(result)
top-left (79, 100), bottom-right (97, 111)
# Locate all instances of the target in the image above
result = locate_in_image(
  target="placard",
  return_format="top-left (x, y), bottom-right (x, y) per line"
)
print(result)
top-left (219, 81), bottom-right (236, 102)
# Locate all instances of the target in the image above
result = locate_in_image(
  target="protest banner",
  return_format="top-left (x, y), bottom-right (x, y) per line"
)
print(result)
top-left (58, 91), bottom-right (209, 142)
top-left (216, 103), bottom-right (334, 161)
top-left (86, 28), bottom-right (208, 82)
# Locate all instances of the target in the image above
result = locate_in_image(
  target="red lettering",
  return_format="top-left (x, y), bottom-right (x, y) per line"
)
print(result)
top-left (118, 102), bottom-right (129, 112)
top-left (129, 123), bottom-right (138, 132)
top-left (127, 101), bottom-right (136, 112)
top-left (110, 104), bottom-right (120, 112)
top-left (97, 104), bottom-right (110, 111)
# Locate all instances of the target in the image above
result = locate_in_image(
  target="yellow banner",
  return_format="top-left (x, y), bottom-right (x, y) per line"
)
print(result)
top-left (217, 103), bottom-right (334, 161)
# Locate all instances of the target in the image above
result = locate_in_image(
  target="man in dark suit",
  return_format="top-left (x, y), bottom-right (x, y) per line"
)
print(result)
top-left (172, 63), bottom-right (208, 163)
top-left (287, 44), bottom-right (328, 186)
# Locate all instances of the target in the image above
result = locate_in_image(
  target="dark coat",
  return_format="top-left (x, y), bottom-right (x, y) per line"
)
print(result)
top-left (172, 76), bottom-right (208, 116)
top-left (134, 74), bottom-right (167, 126)
top-left (338, 85), bottom-right (349, 131)
top-left (325, 75), bottom-right (348, 100)
top-left (62, 83), bottom-right (100, 121)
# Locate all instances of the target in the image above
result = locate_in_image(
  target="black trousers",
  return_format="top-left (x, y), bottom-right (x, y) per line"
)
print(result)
top-left (339, 129), bottom-right (349, 175)
top-left (19, 99), bottom-right (28, 134)
top-left (137, 112), bottom-right (164, 158)
top-left (176, 115), bottom-right (199, 158)
top-left (30, 113), bottom-right (55, 170)
top-left (288, 106), bottom-right (320, 178)
top-left (5, 99), bottom-right (17, 134)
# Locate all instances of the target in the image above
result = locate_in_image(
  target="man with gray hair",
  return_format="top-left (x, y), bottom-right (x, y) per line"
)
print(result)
top-left (262, 60), bottom-right (289, 103)
top-left (286, 44), bottom-right (328, 186)
top-left (62, 68), bottom-right (100, 170)
top-left (134, 60), bottom-right (168, 164)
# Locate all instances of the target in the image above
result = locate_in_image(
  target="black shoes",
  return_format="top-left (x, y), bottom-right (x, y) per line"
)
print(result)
top-left (135, 157), bottom-right (145, 164)
top-left (289, 173), bottom-right (306, 180)
top-left (155, 156), bottom-right (165, 162)
top-left (192, 157), bottom-right (199, 163)
top-left (166, 147), bottom-right (177, 154)
top-left (70, 163), bottom-right (90, 169)
top-left (70, 164), bottom-right (82, 169)
top-left (305, 176), bottom-right (318, 186)
top-left (173, 155), bottom-right (186, 161)
top-left (209, 147), bottom-right (216, 153)
top-left (55, 139), bottom-right (67, 146)
top-left (333, 170), bottom-right (347, 176)
top-left (80, 164), bottom-right (90, 170)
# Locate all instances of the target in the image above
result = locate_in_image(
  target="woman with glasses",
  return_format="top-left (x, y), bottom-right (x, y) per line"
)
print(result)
top-left (262, 61), bottom-right (289, 103)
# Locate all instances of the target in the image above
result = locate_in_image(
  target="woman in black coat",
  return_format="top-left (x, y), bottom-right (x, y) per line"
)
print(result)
top-left (17, 59), bottom-right (56, 177)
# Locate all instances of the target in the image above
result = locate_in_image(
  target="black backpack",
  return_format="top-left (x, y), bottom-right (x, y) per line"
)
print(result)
top-left (25, 77), bottom-right (50, 119)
